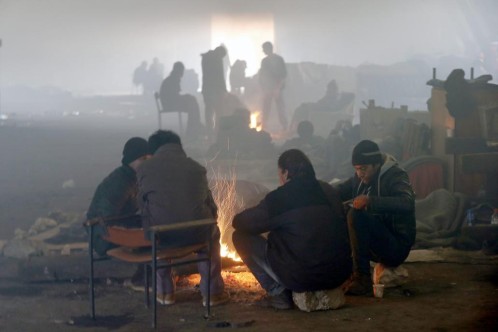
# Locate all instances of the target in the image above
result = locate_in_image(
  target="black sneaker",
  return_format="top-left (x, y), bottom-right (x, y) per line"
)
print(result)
top-left (269, 290), bottom-right (294, 310)
top-left (346, 274), bottom-right (373, 296)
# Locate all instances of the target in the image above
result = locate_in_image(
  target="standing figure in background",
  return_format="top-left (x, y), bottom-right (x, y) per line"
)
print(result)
top-left (132, 61), bottom-right (148, 95)
top-left (159, 62), bottom-right (202, 140)
top-left (144, 57), bottom-right (165, 95)
top-left (259, 41), bottom-right (288, 132)
top-left (201, 45), bottom-right (228, 139)
top-left (229, 60), bottom-right (247, 96)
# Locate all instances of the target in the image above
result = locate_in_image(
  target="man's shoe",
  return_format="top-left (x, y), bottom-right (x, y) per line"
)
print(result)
top-left (202, 292), bottom-right (229, 307)
top-left (346, 274), bottom-right (373, 296)
top-left (157, 293), bottom-right (175, 306)
top-left (269, 290), bottom-right (293, 310)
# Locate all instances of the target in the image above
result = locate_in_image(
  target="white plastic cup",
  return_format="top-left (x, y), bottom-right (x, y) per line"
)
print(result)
top-left (373, 284), bottom-right (385, 298)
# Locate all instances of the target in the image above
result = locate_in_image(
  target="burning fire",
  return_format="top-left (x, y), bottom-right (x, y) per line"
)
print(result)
top-left (209, 168), bottom-right (244, 262)
top-left (250, 111), bottom-right (262, 132)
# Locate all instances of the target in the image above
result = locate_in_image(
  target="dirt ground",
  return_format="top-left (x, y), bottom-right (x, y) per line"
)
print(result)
top-left (0, 113), bottom-right (497, 331)
top-left (0, 261), bottom-right (497, 331)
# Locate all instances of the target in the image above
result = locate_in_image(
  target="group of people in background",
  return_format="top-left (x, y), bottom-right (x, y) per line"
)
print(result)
top-left (133, 41), bottom-right (288, 141)
top-left (132, 57), bottom-right (165, 96)
top-left (87, 128), bottom-right (416, 310)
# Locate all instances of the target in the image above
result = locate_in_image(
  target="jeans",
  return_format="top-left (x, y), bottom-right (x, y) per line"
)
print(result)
top-left (156, 235), bottom-right (224, 297)
top-left (232, 230), bottom-right (286, 296)
top-left (347, 209), bottom-right (410, 275)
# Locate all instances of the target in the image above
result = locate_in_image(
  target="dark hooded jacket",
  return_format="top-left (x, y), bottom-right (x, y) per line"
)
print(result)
top-left (137, 143), bottom-right (218, 246)
top-left (233, 178), bottom-right (352, 292)
top-left (335, 153), bottom-right (416, 248)
top-left (86, 165), bottom-right (139, 220)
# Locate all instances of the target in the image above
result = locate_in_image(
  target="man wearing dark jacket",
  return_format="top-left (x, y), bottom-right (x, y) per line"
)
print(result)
top-left (232, 149), bottom-right (352, 310)
top-left (201, 45), bottom-right (228, 138)
top-left (86, 137), bottom-right (149, 256)
top-left (137, 130), bottom-right (227, 306)
top-left (335, 140), bottom-right (416, 295)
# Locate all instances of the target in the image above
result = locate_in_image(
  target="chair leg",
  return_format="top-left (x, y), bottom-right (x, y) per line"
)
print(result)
top-left (158, 113), bottom-right (162, 130)
top-left (144, 264), bottom-right (150, 308)
top-left (152, 237), bottom-right (157, 329)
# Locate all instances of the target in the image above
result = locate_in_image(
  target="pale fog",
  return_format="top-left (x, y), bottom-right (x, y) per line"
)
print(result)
top-left (0, 0), bottom-right (497, 239)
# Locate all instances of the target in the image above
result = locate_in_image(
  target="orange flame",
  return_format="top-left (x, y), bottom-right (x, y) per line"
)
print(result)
top-left (209, 168), bottom-right (244, 262)
top-left (250, 111), bottom-right (262, 132)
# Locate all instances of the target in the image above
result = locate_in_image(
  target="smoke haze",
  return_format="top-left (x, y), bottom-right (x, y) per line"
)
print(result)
top-left (1, 0), bottom-right (497, 96)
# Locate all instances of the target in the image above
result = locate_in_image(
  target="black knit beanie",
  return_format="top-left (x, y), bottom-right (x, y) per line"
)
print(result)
top-left (352, 140), bottom-right (382, 165)
top-left (121, 137), bottom-right (149, 165)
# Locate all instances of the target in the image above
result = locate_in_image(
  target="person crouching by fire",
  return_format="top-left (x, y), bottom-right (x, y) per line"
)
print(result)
top-left (232, 149), bottom-right (352, 310)
top-left (334, 140), bottom-right (415, 296)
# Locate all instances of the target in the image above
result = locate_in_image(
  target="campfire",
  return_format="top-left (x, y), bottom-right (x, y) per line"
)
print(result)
top-left (250, 111), bottom-right (262, 132)
top-left (209, 169), bottom-right (244, 262)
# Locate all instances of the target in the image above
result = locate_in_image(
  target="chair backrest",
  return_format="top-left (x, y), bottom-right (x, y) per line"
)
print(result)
top-left (154, 91), bottom-right (183, 132)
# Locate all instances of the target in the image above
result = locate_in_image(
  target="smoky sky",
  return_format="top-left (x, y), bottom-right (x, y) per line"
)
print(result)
top-left (0, 0), bottom-right (497, 96)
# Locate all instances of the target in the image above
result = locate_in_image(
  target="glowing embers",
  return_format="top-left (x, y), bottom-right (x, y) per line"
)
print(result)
top-left (250, 111), bottom-right (262, 132)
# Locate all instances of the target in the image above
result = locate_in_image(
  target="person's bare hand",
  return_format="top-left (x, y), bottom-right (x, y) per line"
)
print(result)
top-left (353, 195), bottom-right (369, 210)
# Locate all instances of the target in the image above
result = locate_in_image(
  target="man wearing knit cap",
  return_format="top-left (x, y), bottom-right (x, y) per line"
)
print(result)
top-left (334, 140), bottom-right (415, 295)
top-left (86, 137), bottom-right (150, 256)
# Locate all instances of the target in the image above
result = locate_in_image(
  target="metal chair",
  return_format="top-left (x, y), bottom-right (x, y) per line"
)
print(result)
top-left (154, 91), bottom-right (184, 134)
top-left (85, 216), bottom-right (216, 329)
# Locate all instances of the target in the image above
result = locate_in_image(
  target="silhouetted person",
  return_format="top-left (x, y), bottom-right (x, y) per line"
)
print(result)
top-left (259, 41), bottom-right (288, 131)
top-left (230, 59), bottom-right (247, 95)
top-left (201, 45), bottom-right (228, 138)
top-left (132, 61), bottom-right (148, 95)
top-left (159, 62), bottom-right (203, 140)
top-left (295, 80), bottom-right (355, 116)
top-left (325, 120), bottom-right (360, 180)
top-left (281, 120), bottom-right (325, 154)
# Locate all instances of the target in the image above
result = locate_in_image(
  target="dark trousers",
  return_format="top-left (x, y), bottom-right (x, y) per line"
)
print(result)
top-left (347, 209), bottom-right (410, 275)
top-left (156, 241), bottom-right (224, 297)
top-left (261, 87), bottom-right (287, 131)
top-left (232, 230), bottom-right (285, 296)
top-left (157, 226), bottom-right (225, 297)
top-left (203, 91), bottom-right (225, 138)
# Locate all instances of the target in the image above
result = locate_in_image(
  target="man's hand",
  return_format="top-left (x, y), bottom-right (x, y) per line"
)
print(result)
top-left (353, 195), bottom-right (369, 210)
